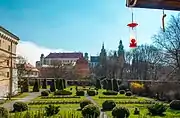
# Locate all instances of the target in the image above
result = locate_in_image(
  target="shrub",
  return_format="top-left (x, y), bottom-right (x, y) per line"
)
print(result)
top-left (87, 90), bottom-right (96, 96)
top-left (41, 90), bottom-right (49, 96)
top-left (130, 82), bottom-right (144, 95)
top-left (76, 90), bottom-right (85, 96)
top-left (170, 100), bottom-right (180, 110)
top-left (103, 91), bottom-right (118, 95)
top-left (119, 90), bottom-right (125, 94)
top-left (147, 103), bottom-right (167, 115)
top-left (54, 90), bottom-right (72, 95)
top-left (0, 107), bottom-right (9, 118)
top-left (13, 102), bottom-right (28, 112)
top-left (102, 100), bottom-right (116, 111)
top-left (112, 106), bottom-right (130, 118)
top-left (80, 99), bottom-right (93, 109)
top-left (70, 88), bottom-right (72, 90)
top-left (45, 104), bottom-right (60, 116)
top-left (125, 91), bottom-right (132, 96)
top-left (134, 107), bottom-right (140, 115)
top-left (82, 104), bottom-right (100, 118)
top-left (33, 79), bottom-right (40, 92)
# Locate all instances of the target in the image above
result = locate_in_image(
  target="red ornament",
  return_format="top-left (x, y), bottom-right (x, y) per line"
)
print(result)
top-left (127, 23), bottom-right (138, 28)
top-left (129, 38), bottom-right (137, 48)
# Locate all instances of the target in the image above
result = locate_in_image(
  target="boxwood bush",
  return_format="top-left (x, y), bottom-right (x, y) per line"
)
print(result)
top-left (103, 91), bottom-right (118, 95)
top-left (119, 90), bottom-right (125, 94)
top-left (82, 104), bottom-right (100, 118)
top-left (13, 102), bottom-right (28, 112)
top-left (54, 90), bottom-right (72, 95)
top-left (87, 90), bottom-right (96, 96)
top-left (76, 90), bottom-right (85, 96)
top-left (170, 100), bottom-right (180, 110)
top-left (147, 103), bottom-right (167, 115)
top-left (80, 99), bottom-right (93, 110)
top-left (41, 90), bottom-right (49, 96)
top-left (125, 91), bottom-right (132, 96)
top-left (102, 100), bottom-right (116, 111)
top-left (0, 107), bottom-right (9, 118)
top-left (112, 106), bottom-right (130, 118)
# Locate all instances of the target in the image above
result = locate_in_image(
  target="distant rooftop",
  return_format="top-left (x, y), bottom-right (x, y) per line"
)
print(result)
top-left (45, 52), bottom-right (83, 59)
top-left (90, 56), bottom-right (99, 62)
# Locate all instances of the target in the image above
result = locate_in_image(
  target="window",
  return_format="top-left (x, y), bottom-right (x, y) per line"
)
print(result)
top-left (7, 72), bottom-right (9, 77)
top-left (8, 45), bottom-right (11, 51)
top-left (7, 60), bottom-right (9, 66)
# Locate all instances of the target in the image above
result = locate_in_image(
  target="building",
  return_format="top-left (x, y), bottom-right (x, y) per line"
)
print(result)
top-left (75, 57), bottom-right (90, 78)
top-left (23, 63), bottom-right (39, 78)
top-left (0, 26), bottom-right (19, 98)
top-left (36, 52), bottom-right (83, 67)
top-left (90, 56), bottom-right (99, 68)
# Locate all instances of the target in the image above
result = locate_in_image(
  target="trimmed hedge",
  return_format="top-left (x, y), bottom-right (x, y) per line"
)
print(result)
top-left (125, 91), bottom-right (132, 96)
top-left (119, 90), bottom-right (125, 94)
top-left (13, 102), bottom-right (28, 112)
top-left (41, 96), bottom-right (80, 99)
top-left (115, 101), bottom-right (157, 104)
top-left (28, 101), bottom-right (80, 105)
top-left (41, 90), bottom-right (49, 96)
top-left (170, 100), bottom-right (180, 110)
top-left (82, 104), bottom-right (100, 118)
top-left (103, 91), bottom-right (118, 95)
top-left (112, 106), bottom-right (130, 118)
top-left (76, 90), bottom-right (85, 96)
top-left (80, 99), bottom-right (93, 110)
top-left (54, 90), bottom-right (72, 95)
top-left (87, 90), bottom-right (96, 96)
top-left (99, 96), bottom-right (137, 99)
top-left (102, 100), bottom-right (116, 111)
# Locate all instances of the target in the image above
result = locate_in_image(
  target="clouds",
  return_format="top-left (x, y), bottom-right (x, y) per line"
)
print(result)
top-left (16, 41), bottom-right (71, 66)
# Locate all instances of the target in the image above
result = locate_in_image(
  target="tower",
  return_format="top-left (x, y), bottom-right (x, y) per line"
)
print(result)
top-left (84, 52), bottom-right (89, 61)
top-left (40, 54), bottom-right (44, 66)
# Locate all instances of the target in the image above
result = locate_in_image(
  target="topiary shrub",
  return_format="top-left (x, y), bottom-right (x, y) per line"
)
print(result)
top-left (50, 80), bottom-right (56, 92)
top-left (125, 91), bottom-right (132, 96)
top-left (80, 99), bottom-right (93, 110)
top-left (87, 90), bottom-right (96, 96)
top-left (103, 91), bottom-right (118, 95)
top-left (33, 79), bottom-right (40, 92)
top-left (170, 100), bottom-right (180, 110)
top-left (76, 90), bottom-right (85, 96)
top-left (102, 100), bottom-right (116, 111)
top-left (54, 90), bottom-right (72, 95)
top-left (82, 104), bottom-right (100, 118)
top-left (119, 90), bottom-right (125, 94)
top-left (42, 79), bottom-right (47, 89)
top-left (134, 107), bottom-right (140, 115)
top-left (0, 107), bottom-right (9, 118)
top-left (13, 102), bottom-right (28, 112)
top-left (45, 104), bottom-right (60, 116)
top-left (41, 90), bottom-right (49, 96)
top-left (112, 106), bottom-right (130, 118)
top-left (147, 103), bottom-right (167, 115)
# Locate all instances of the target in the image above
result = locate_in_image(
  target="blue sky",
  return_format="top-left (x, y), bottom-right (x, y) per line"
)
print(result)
top-left (0, 0), bottom-right (179, 63)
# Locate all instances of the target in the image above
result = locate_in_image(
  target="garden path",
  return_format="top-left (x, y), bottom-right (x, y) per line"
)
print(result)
top-left (1, 90), bottom-right (42, 111)
top-left (85, 93), bottom-right (108, 118)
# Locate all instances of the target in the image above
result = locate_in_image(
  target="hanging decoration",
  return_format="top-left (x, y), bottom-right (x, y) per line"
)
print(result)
top-left (162, 9), bottom-right (166, 32)
top-left (127, 8), bottom-right (138, 48)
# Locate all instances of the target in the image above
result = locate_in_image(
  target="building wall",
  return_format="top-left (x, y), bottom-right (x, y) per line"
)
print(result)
top-left (0, 27), bottom-right (19, 98)
top-left (44, 58), bottom-right (78, 65)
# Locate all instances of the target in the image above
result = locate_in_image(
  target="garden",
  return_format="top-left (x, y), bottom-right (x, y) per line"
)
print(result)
top-left (0, 78), bottom-right (180, 118)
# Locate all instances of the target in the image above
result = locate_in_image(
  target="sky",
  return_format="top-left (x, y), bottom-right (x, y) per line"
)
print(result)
top-left (0, 0), bottom-right (179, 65)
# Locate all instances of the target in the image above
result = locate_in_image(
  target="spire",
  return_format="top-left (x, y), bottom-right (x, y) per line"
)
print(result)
top-left (118, 40), bottom-right (124, 56)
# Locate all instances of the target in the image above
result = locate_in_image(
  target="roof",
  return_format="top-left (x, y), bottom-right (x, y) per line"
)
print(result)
top-left (76, 57), bottom-right (88, 64)
top-left (45, 52), bottom-right (83, 59)
top-left (90, 56), bottom-right (99, 62)
top-left (0, 26), bottom-right (20, 40)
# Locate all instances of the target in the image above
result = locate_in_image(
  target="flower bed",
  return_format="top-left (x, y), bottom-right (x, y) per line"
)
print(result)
top-left (98, 96), bottom-right (137, 99)
top-left (41, 96), bottom-right (81, 99)
top-left (28, 101), bottom-right (80, 105)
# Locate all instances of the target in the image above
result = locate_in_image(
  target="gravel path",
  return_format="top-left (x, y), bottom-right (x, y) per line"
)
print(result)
top-left (85, 93), bottom-right (108, 118)
top-left (1, 91), bottom-right (42, 111)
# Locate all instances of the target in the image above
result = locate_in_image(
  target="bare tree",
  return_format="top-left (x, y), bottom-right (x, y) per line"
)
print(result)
top-left (153, 14), bottom-right (180, 80)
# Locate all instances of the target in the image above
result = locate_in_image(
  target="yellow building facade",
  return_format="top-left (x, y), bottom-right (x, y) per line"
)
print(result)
top-left (0, 26), bottom-right (19, 98)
